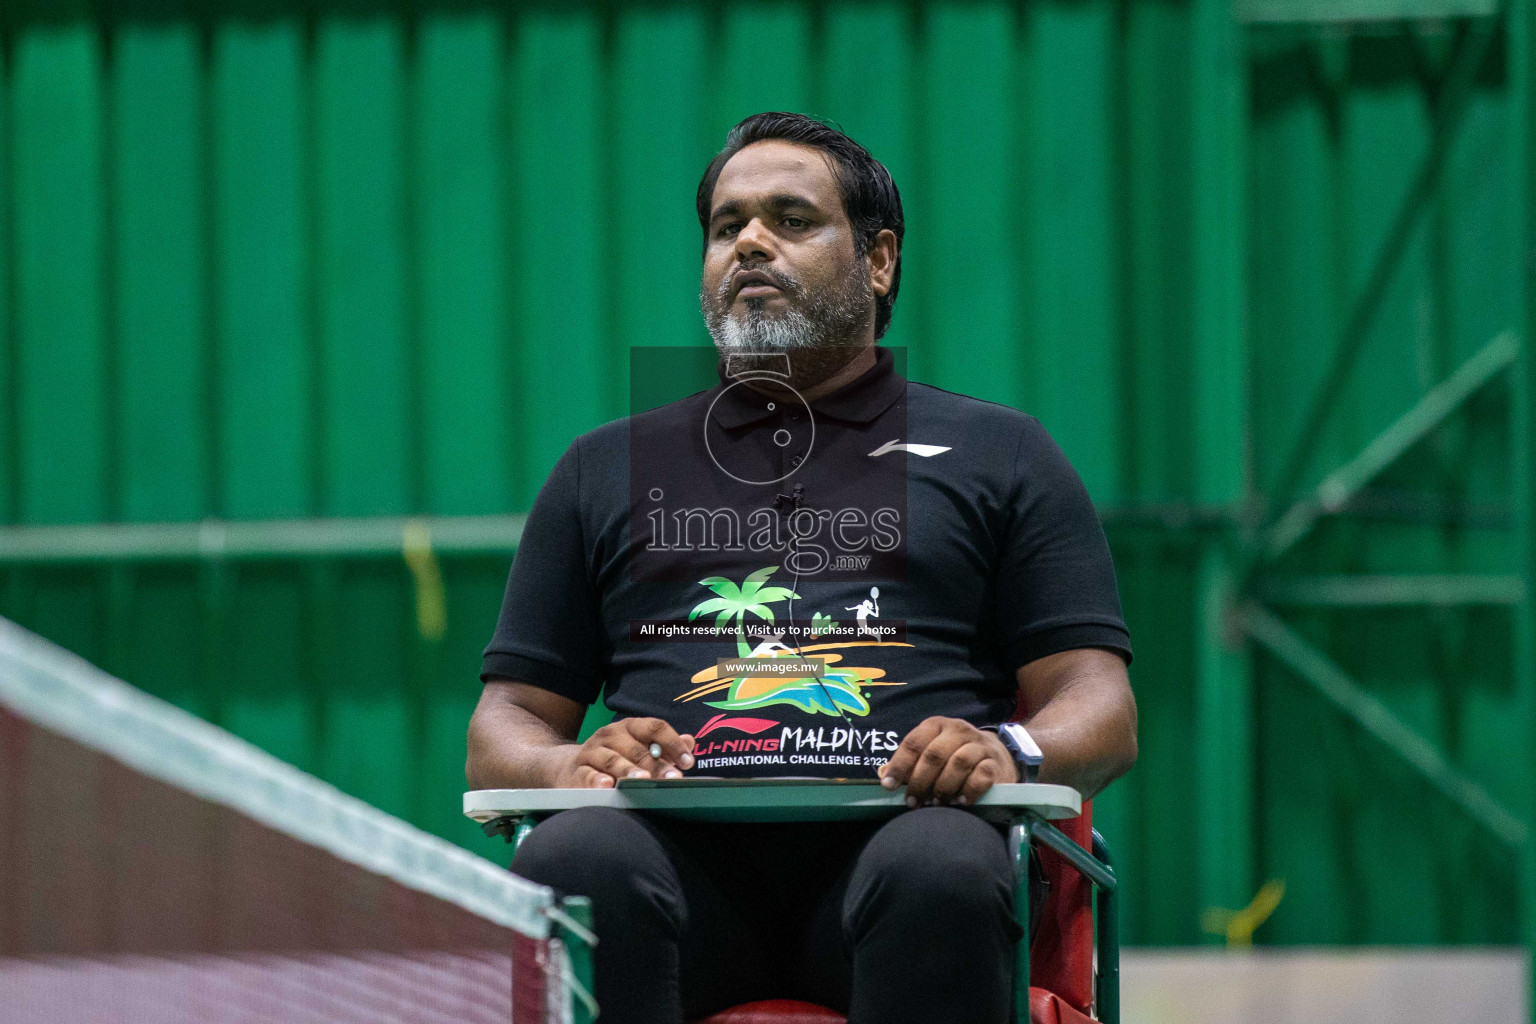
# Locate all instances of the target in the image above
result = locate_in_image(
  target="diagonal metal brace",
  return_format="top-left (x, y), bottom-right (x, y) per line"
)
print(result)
top-left (1261, 331), bottom-right (1518, 563)
top-left (1265, 9), bottom-right (1508, 515)
top-left (1245, 604), bottom-right (1528, 849)
top-left (1029, 815), bottom-right (1119, 891)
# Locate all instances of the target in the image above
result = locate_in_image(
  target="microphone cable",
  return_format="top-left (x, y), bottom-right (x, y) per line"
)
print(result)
top-left (780, 483), bottom-right (854, 729)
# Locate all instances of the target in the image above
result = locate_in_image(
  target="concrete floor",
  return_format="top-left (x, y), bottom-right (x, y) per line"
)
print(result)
top-left (1123, 948), bottom-right (1527, 1024)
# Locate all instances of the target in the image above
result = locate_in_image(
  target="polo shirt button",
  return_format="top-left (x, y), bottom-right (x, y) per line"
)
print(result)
top-left (791, 453), bottom-right (804, 467)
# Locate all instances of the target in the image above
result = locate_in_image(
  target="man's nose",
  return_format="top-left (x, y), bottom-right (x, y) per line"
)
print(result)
top-left (734, 216), bottom-right (776, 262)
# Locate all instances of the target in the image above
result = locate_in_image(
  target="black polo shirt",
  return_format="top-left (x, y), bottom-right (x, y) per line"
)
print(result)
top-left (482, 346), bottom-right (1130, 778)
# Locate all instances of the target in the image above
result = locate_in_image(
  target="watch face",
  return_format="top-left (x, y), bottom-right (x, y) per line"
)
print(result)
top-left (999, 723), bottom-right (1044, 764)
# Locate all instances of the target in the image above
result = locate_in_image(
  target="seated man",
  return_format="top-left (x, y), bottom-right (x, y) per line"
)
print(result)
top-left (467, 112), bottom-right (1137, 1024)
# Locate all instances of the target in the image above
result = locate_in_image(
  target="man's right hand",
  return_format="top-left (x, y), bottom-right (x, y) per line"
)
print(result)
top-left (552, 717), bottom-right (697, 788)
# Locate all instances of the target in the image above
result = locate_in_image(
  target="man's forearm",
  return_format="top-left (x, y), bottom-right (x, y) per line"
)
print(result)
top-left (466, 698), bottom-right (579, 789)
top-left (1020, 661), bottom-right (1138, 800)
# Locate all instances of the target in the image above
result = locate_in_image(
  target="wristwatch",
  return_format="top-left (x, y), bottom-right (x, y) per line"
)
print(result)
top-left (979, 722), bottom-right (1044, 783)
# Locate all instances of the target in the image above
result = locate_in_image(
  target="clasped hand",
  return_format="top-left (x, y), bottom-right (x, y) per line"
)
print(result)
top-left (876, 716), bottom-right (1018, 807)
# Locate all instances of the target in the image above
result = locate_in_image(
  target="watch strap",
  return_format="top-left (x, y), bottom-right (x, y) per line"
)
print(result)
top-left (979, 723), bottom-right (1043, 783)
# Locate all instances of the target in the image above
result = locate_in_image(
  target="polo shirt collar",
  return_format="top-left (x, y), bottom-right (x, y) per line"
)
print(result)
top-left (709, 345), bottom-right (905, 430)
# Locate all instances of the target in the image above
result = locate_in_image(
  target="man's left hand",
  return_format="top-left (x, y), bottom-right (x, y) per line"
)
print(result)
top-left (877, 716), bottom-right (1018, 808)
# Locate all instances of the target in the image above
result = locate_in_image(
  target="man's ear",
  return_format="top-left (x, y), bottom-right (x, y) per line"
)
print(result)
top-left (867, 228), bottom-right (899, 298)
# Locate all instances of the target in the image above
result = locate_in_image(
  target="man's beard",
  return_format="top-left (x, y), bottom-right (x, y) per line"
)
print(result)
top-left (702, 260), bottom-right (873, 389)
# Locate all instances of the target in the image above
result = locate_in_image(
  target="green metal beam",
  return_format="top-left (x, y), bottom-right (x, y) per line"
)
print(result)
top-left (1192, 0), bottom-right (1256, 941)
top-left (0, 514), bottom-right (526, 564)
top-left (1194, 547), bottom-right (1256, 938)
top-left (1246, 604), bottom-right (1528, 849)
top-left (1238, 0), bottom-right (1498, 23)
top-left (1259, 574), bottom-right (1525, 606)
top-left (0, 505), bottom-right (1259, 568)
top-left (1096, 503), bottom-right (1239, 531)
top-left (1193, 0), bottom-right (1250, 512)
top-left (1510, 0), bottom-right (1536, 1014)
top-left (1265, 12), bottom-right (1507, 517)
top-left (1261, 330), bottom-right (1518, 563)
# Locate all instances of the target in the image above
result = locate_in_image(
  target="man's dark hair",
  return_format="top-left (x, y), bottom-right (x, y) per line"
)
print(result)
top-left (696, 112), bottom-right (905, 340)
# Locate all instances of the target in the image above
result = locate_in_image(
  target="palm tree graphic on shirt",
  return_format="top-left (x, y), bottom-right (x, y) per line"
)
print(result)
top-left (686, 565), bottom-right (798, 659)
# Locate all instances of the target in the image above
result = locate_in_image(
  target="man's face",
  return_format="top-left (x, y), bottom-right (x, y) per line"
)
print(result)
top-left (700, 140), bottom-right (873, 357)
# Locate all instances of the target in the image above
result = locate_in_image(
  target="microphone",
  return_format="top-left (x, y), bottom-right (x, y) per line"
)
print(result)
top-left (774, 484), bottom-right (806, 513)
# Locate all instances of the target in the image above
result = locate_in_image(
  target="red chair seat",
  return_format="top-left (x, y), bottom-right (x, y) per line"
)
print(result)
top-left (1029, 987), bottom-right (1097, 1024)
top-left (692, 1000), bottom-right (846, 1024)
top-left (692, 990), bottom-right (1091, 1024)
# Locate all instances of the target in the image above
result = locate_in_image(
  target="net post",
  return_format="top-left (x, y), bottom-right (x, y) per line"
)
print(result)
top-left (559, 895), bottom-right (598, 1024)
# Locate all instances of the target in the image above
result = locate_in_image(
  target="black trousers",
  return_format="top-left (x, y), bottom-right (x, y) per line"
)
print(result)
top-left (511, 805), bottom-right (1038, 1024)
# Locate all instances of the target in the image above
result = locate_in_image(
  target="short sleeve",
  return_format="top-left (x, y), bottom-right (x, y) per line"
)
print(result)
top-left (995, 418), bottom-right (1132, 671)
top-left (480, 441), bottom-right (607, 704)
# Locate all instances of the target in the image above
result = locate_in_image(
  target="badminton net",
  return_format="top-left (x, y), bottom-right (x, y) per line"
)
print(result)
top-left (0, 615), bottom-right (595, 1024)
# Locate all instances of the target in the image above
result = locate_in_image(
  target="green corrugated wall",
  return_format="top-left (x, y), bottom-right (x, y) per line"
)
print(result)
top-left (0, 0), bottom-right (1529, 950)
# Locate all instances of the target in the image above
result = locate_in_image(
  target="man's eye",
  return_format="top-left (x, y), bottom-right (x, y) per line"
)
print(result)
top-left (784, 217), bottom-right (807, 228)
top-left (716, 222), bottom-right (741, 238)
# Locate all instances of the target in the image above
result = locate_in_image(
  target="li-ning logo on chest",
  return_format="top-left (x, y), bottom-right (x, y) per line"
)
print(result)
top-left (868, 440), bottom-right (951, 458)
